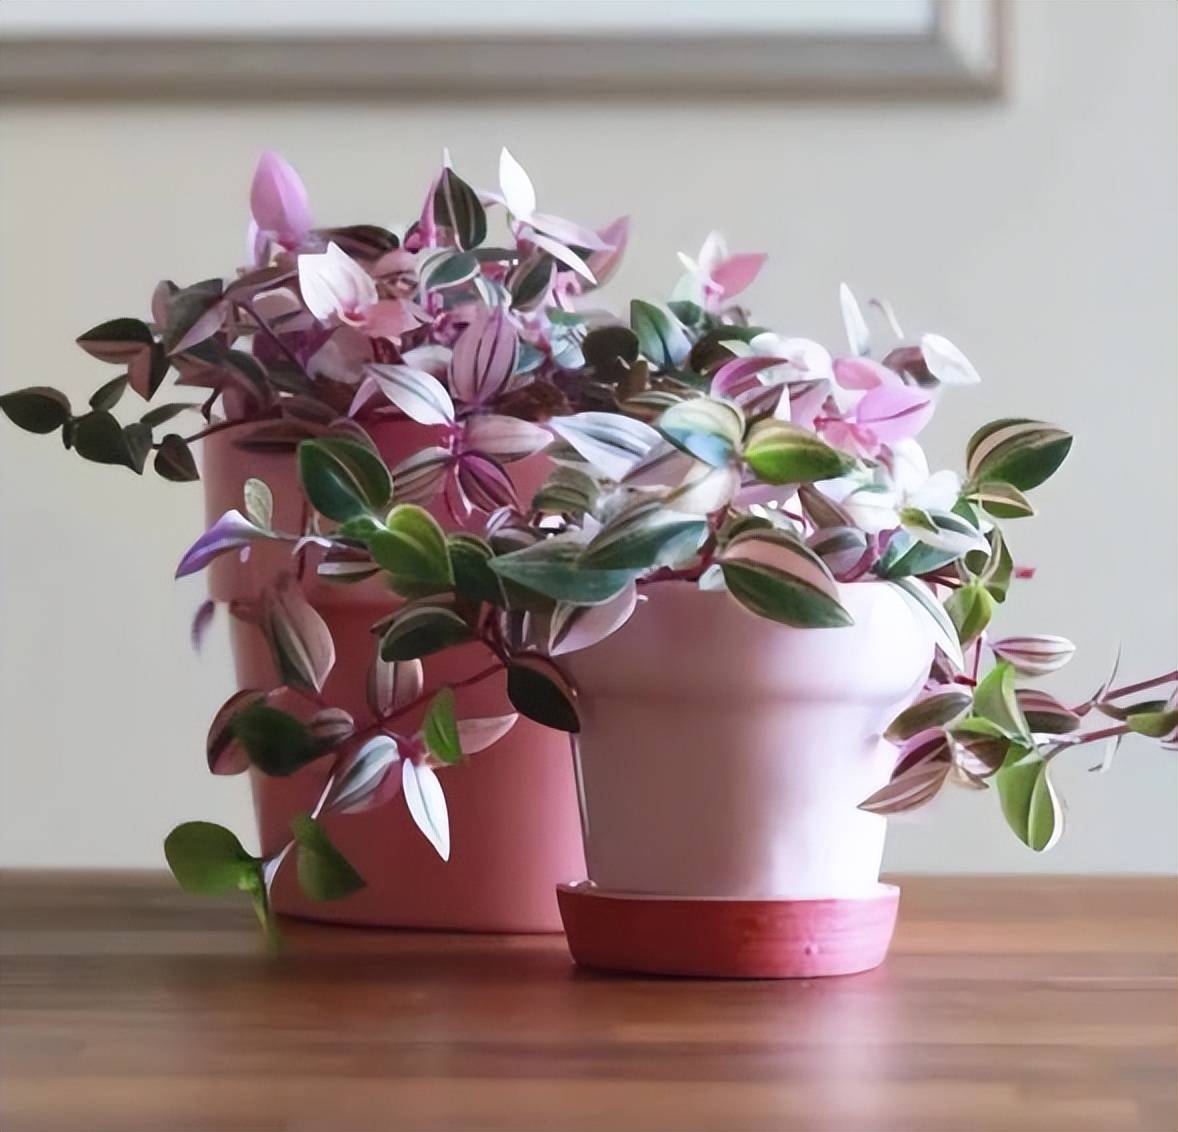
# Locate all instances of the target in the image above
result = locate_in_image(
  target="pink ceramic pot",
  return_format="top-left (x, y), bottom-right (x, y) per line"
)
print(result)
top-left (201, 420), bottom-right (585, 931)
top-left (559, 580), bottom-right (933, 976)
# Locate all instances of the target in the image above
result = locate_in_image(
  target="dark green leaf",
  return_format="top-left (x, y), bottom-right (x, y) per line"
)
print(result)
top-left (379, 603), bottom-right (472, 661)
top-left (423, 251), bottom-right (480, 290)
top-left (490, 537), bottom-right (635, 605)
top-left (290, 813), bottom-right (365, 901)
top-left (448, 533), bottom-right (504, 605)
top-left (507, 656), bottom-right (579, 733)
top-left (298, 437), bottom-right (392, 522)
top-left (581, 326), bottom-right (640, 384)
top-left (154, 433), bottom-right (200, 482)
top-left (140, 401), bottom-right (200, 427)
top-left (89, 374), bottom-right (130, 412)
top-left (630, 300), bottom-right (690, 370)
top-left (230, 702), bottom-right (329, 777)
top-left (432, 167), bottom-right (487, 251)
top-left (0, 387), bottom-right (71, 434)
top-left (122, 422), bottom-right (153, 473)
top-left (163, 278), bottom-right (225, 353)
top-left (581, 502), bottom-right (707, 571)
top-left (73, 411), bottom-right (137, 469)
top-left (76, 317), bottom-right (153, 362)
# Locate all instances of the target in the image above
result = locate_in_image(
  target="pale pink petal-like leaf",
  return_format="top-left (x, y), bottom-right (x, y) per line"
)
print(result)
top-left (455, 713), bottom-right (519, 754)
top-left (833, 356), bottom-right (900, 391)
top-left (527, 211), bottom-right (611, 251)
top-left (549, 582), bottom-right (638, 656)
top-left (710, 253), bottom-right (766, 300)
top-left (367, 656), bottom-right (424, 720)
top-left (175, 510), bottom-right (273, 578)
top-left (621, 440), bottom-right (695, 490)
top-left (526, 230), bottom-right (597, 283)
top-left (402, 759), bottom-right (450, 860)
top-left (990, 635), bottom-right (1076, 677)
top-left (325, 735), bottom-right (403, 815)
top-left (854, 384), bottom-right (934, 444)
top-left (710, 354), bottom-right (787, 400)
top-left (360, 299), bottom-right (424, 341)
top-left (462, 414), bottom-right (550, 462)
top-left (839, 282), bottom-right (871, 357)
top-left (550, 412), bottom-right (660, 481)
top-left (298, 243), bottom-right (377, 323)
top-left (586, 216), bottom-right (630, 286)
top-left (250, 151), bottom-right (312, 247)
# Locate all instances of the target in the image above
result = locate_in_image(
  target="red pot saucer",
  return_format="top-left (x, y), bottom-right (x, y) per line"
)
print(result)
top-left (556, 881), bottom-right (900, 979)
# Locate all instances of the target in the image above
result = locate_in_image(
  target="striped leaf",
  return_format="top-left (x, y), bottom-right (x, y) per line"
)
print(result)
top-left (549, 412), bottom-right (660, 481)
top-left (531, 466), bottom-right (600, 517)
top-left (581, 501), bottom-right (708, 571)
top-left (630, 300), bottom-right (690, 370)
top-left (490, 535), bottom-right (635, 605)
top-left (743, 420), bottom-right (854, 485)
top-left (990, 635), bottom-right (1076, 677)
top-left (364, 364), bottom-right (455, 426)
top-left (719, 529), bottom-right (853, 629)
top-left (885, 686), bottom-right (973, 743)
top-left (298, 437), bottom-right (392, 522)
top-left (549, 582), bottom-right (638, 656)
top-left (886, 576), bottom-right (965, 670)
top-left (1016, 688), bottom-right (1081, 734)
top-left (366, 656), bottom-right (423, 719)
top-left (966, 418), bottom-right (1073, 492)
top-left (450, 306), bottom-right (519, 404)
top-left (860, 730), bottom-right (953, 815)
top-left (323, 735), bottom-right (401, 815)
top-left (656, 396), bottom-right (745, 468)
top-left (806, 525), bottom-right (870, 580)
top-left (390, 446), bottom-right (452, 506)
top-left (967, 481), bottom-right (1036, 519)
top-left (432, 166), bottom-right (487, 251)
top-left (379, 600), bottom-right (473, 661)
top-left (262, 575), bottom-right (335, 695)
top-left (899, 507), bottom-right (989, 557)
top-left (797, 484), bottom-right (854, 531)
top-left (995, 747), bottom-right (1063, 852)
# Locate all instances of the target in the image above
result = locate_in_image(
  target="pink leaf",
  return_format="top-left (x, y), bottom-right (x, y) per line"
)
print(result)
top-left (549, 583), bottom-right (638, 656)
top-left (402, 759), bottom-right (450, 860)
top-left (263, 575), bottom-right (335, 695)
top-left (710, 355), bottom-right (787, 400)
top-left (462, 414), bottom-right (550, 462)
top-left (854, 385), bottom-right (934, 444)
top-left (450, 307), bottom-right (520, 405)
top-left (324, 735), bottom-right (403, 815)
top-left (367, 656), bottom-right (424, 720)
top-left (586, 216), bottom-right (630, 287)
top-left (250, 151), bottom-right (312, 248)
top-left (832, 356), bottom-right (901, 391)
top-left (455, 713), bottom-right (519, 754)
top-left (457, 453), bottom-right (519, 512)
top-left (710, 252), bottom-right (766, 301)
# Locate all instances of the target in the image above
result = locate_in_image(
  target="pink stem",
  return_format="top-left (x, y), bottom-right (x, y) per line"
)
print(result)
top-left (1102, 671), bottom-right (1178, 702)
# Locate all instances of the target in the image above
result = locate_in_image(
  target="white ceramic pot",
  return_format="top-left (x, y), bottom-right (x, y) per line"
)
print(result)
top-left (563, 580), bottom-right (933, 901)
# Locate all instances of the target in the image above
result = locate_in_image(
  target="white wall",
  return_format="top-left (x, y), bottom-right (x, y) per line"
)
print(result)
top-left (1, 0), bottom-right (1174, 872)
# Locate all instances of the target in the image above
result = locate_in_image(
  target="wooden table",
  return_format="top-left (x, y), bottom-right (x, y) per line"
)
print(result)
top-left (1, 873), bottom-right (1174, 1132)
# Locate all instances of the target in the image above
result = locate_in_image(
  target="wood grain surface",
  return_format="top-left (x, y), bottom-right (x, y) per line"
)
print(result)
top-left (1, 873), bottom-right (1174, 1132)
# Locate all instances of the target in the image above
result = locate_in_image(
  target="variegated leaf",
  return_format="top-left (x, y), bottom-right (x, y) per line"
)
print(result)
top-left (263, 575), bottom-right (335, 695)
top-left (885, 686), bottom-right (973, 743)
top-left (965, 418), bottom-right (1073, 492)
top-left (364, 364), bottom-right (455, 426)
top-left (990, 635), bottom-right (1076, 677)
top-left (885, 576), bottom-right (965, 670)
top-left (549, 412), bottom-right (661, 481)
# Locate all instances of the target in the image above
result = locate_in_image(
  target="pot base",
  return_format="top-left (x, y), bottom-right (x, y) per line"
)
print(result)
top-left (557, 882), bottom-right (900, 979)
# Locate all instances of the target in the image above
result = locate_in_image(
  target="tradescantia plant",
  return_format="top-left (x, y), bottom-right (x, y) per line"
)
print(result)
top-left (6, 149), bottom-right (1174, 939)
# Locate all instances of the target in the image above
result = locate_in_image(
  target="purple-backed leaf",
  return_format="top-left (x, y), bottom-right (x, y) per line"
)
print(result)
top-left (175, 510), bottom-right (273, 578)
top-left (990, 635), bottom-right (1076, 677)
top-left (620, 439), bottom-right (695, 490)
top-left (549, 582), bottom-right (638, 656)
top-left (859, 758), bottom-right (950, 815)
top-left (402, 759), bottom-right (450, 860)
top-left (263, 575), bottom-right (335, 695)
top-left (806, 526), bottom-right (871, 582)
top-left (462, 414), bottom-right (550, 463)
top-left (250, 151), bottom-right (313, 247)
top-left (450, 307), bottom-right (520, 405)
top-left (367, 655), bottom-right (424, 720)
top-left (207, 689), bottom-right (265, 776)
top-left (390, 446), bottom-right (452, 506)
top-left (324, 735), bottom-right (402, 815)
top-left (455, 713), bottom-right (518, 755)
top-left (885, 687), bottom-right (973, 743)
top-left (709, 355), bottom-right (787, 400)
top-left (797, 484), bottom-right (854, 531)
top-left (457, 453), bottom-right (519, 512)
top-left (364, 363), bottom-right (455, 426)
top-left (76, 318), bottom-right (153, 365)
top-left (528, 210), bottom-right (611, 253)
top-left (585, 216), bottom-right (630, 287)
top-left (1016, 688), bottom-right (1082, 734)
top-left (190, 599), bottom-right (216, 653)
top-left (891, 727), bottom-right (955, 777)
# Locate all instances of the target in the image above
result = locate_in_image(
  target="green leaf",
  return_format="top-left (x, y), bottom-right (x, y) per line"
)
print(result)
top-left (875, 530), bottom-right (960, 580)
top-left (995, 747), bottom-right (1062, 851)
top-left (966, 419), bottom-right (1073, 492)
top-left (154, 433), bottom-right (200, 482)
top-left (968, 481), bottom-right (1036, 519)
top-left (580, 501), bottom-right (708, 571)
top-left (657, 396), bottom-right (745, 467)
top-left (230, 702), bottom-right (329, 777)
top-left (72, 410), bottom-right (137, 469)
top-left (379, 602), bottom-right (472, 661)
top-left (966, 527), bottom-right (1013, 603)
top-left (630, 300), bottom-right (690, 370)
top-left (0, 387), bottom-right (71, 434)
top-left (1125, 708), bottom-right (1178, 738)
top-left (448, 533), bottom-right (504, 605)
top-left (88, 374), bottom-right (130, 412)
top-left (290, 814), bottom-right (365, 901)
top-left (164, 821), bottom-right (258, 895)
top-left (531, 466), bottom-right (600, 517)
top-left (298, 437), bottom-right (392, 522)
top-left (743, 420), bottom-right (854, 485)
top-left (432, 167), bottom-right (487, 251)
top-left (422, 687), bottom-right (463, 765)
top-left (508, 255), bottom-right (556, 310)
top-left (76, 317), bottom-right (153, 362)
top-left (162, 278), bottom-right (224, 354)
top-left (507, 656), bottom-right (579, 733)
top-left (945, 580), bottom-right (994, 649)
top-left (369, 504), bottom-right (454, 599)
top-left (140, 401), bottom-right (200, 428)
top-left (489, 536), bottom-right (635, 605)
top-left (719, 530), bottom-right (853, 629)
top-left (423, 251), bottom-right (480, 290)
top-left (972, 661), bottom-right (1031, 743)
